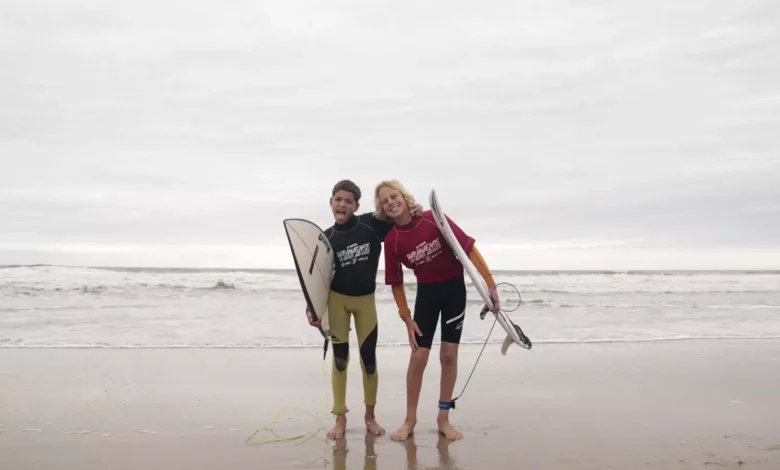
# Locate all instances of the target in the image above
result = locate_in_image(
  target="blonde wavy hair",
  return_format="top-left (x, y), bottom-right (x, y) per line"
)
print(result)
top-left (374, 179), bottom-right (416, 221)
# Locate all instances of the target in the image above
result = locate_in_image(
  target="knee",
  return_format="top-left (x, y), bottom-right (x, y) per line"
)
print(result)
top-left (361, 350), bottom-right (376, 376)
top-left (410, 348), bottom-right (430, 370)
top-left (359, 326), bottom-right (378, 376)
top-left (440, 349), bottom-right (457, 367)
top-left (333, 343), bottom-right (349, 372)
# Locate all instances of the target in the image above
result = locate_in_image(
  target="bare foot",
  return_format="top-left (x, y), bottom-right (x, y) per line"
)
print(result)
top-left (327, 414), bottom-right (347, 440)
top-left (437, 420), bottom-right (463, 440)
top-left (390, 421), bottom-right (416, 441)
top-left (365, 418), bottom-right (385, 436)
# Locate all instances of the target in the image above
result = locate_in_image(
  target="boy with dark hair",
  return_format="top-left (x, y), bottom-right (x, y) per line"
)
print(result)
top-left (305, 179), bottom-right (422, 440)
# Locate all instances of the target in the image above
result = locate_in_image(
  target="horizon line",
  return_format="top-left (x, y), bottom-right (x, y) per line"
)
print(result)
top-left (2, 263), bottom-right (778, 274)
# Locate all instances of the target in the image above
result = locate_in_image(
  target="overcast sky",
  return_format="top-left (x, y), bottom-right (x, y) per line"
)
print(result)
top-left (1, 0), bottom-right (778, 270)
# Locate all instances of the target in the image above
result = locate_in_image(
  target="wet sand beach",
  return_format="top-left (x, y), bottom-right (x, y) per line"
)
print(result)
top-left (1, 339), bottom-right (779, 469)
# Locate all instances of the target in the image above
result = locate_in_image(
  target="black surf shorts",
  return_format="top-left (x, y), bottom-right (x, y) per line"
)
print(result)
top-left (412, 275), bottom-right (467, 349)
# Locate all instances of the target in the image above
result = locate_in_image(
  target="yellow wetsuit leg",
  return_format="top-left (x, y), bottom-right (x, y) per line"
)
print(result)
top-left (327, 291), bottom-right (379, 415)
top-left (328, 291), bottom-right (352, 415)
top-left (350, 293), bottom-right (379, 409)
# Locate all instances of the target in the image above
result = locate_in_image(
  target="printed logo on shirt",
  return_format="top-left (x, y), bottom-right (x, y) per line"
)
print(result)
top-left (337, 242), bottom-right (371, 266)
top-left (406, 239), bottom-right (442, 266)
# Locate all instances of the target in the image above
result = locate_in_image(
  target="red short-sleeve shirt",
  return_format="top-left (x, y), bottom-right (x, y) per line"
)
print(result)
top-left (384, 210), bottom-right (475, 286)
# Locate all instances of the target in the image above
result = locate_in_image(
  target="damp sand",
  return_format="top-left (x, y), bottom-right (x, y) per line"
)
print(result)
top-left (1, 340), bottom-right (779, 469)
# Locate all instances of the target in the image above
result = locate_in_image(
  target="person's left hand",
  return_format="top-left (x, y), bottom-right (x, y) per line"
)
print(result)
top-left (410, 203), bottom-right (423, 217)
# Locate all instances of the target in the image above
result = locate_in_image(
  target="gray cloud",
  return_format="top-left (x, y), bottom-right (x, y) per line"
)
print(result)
top-left (1, 0), bottom-right (778, 268)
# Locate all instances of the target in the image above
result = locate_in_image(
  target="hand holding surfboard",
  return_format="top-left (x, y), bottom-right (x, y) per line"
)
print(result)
top-left (283, 218), bottom-right (334, 359)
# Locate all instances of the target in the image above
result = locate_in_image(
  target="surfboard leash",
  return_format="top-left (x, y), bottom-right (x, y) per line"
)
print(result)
top-left (441, 282), bottom-right (522, 411)
top-left (244, 356), bottom-right (333, 445)
top-left (442, 313), bottom-right (499, 411)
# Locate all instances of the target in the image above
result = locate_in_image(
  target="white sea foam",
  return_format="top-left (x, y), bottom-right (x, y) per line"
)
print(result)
top-left (1, 266), bottom-right (778, 347)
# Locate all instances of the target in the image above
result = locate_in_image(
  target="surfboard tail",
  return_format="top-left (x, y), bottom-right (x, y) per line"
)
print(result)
top-left (484, 304), bottom-right (533, 354)
top-left (500, 327), bottom-right (533, 355)
top-left (513, 324), bottom-right (532, 351)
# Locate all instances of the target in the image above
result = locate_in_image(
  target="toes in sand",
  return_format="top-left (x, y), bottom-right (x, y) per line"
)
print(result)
top-left (438, 423), bottom-right (463, 440)
top-left (327, 422), bottom-right (346, 440)
top-left (391, 423), bottom-right (415, 441)
top-left (365, 419), bottom-right (385, 436)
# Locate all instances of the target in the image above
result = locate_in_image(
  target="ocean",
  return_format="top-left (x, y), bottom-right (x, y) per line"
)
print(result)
top-left (1, 265), bottom-right (779, 349)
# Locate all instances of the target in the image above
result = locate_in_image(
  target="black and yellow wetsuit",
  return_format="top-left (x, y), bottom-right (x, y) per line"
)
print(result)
top-left (324, 212), bottom-right (393, 415)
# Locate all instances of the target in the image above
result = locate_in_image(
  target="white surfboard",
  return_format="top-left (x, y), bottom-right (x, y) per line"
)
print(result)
top-left (428, 189), bottom-right (532, 355)
top-left (283, 218), bottom-right (334, 357)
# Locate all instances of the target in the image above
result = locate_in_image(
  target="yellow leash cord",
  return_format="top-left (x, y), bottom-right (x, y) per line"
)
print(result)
top-left (244, 357), bottom-right (332, 445)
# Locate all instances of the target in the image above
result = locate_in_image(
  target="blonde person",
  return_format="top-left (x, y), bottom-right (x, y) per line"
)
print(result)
top-left (305, 179), bottom-right (422, 440)
top-left (373, 180), bottom-right (500, 441)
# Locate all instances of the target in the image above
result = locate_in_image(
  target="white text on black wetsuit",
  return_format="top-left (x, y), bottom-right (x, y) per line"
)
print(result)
top-left (325, 213), bottom-right (394, 297)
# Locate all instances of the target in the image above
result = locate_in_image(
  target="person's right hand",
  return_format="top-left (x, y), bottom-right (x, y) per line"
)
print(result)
top-left (404, 317), bottom-right (422, 351)
top-left (489, 289), bottom-right (501, 314)
top-left (306, 308), bottom-right (321, 328)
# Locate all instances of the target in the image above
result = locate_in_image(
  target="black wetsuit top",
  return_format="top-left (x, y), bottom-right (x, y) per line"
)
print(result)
top-left (325, 212), bottom-right (394, 297)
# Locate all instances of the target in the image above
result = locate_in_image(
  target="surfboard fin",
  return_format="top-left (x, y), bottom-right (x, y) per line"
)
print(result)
top-left (479, 304), bottom-right (491, 320)
top-left (500, 334), bottom-right (514, 356)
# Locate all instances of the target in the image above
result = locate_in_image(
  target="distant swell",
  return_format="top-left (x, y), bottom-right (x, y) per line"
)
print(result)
top-left (3, 265), bottom-right (778, 296)
top-left (4, 284), bottom-right (777, 295)
top-left (2, 265), bottom-right (779, 275)
top-left (0, 304), bottom-right (159, 313)
top-left (2, 280), bottom-right (237, 293)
